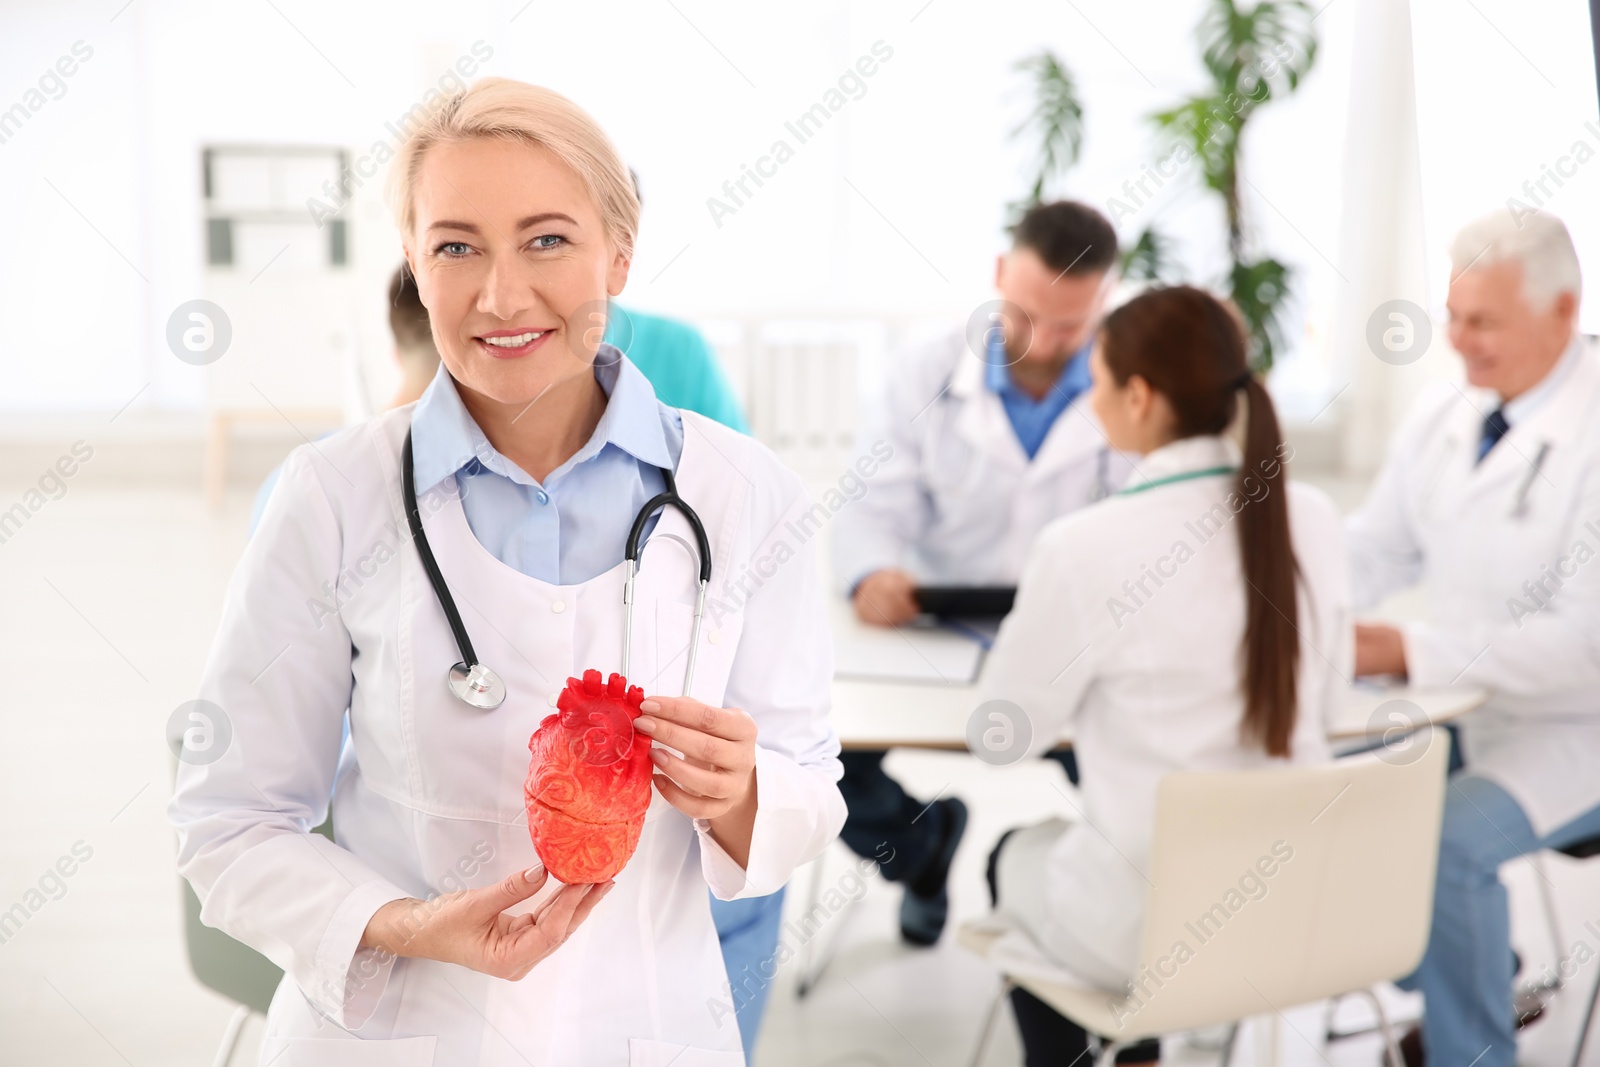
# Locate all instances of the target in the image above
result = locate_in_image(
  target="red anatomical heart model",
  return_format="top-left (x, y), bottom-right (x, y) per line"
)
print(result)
top-left (525, 669), bottom-right (653, 884)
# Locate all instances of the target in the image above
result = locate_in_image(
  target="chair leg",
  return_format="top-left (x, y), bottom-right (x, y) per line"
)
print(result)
top-left (1571, 967), bottom-right (1600, 1067)
top-left (205, 413), bottom-right (229, 513)
top-left (1533, 853), bottom-right (1567, 974)
top-left (794, 854), bottom-right (829, 998)
top-left (1217, 1022), bottom-right (1240, 1067)
top-left (967, 980), bottom-right (1011, 1067)
top-left (1360, 986), bottom-right (1403, 1067)
top-left (211, 1004), bottom-right (252, 1067)
top-left (1321, 995), bottom-right (1341, 1043)
top-left (1094, 1036), bottom-right (1130, 1067)
top-left (1324, 989), bottom-right (1423, 1043)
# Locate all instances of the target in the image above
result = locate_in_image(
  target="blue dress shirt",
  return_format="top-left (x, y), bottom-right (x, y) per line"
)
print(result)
top-left (408, 346), bottom-right (685, 586)
top-left (984, 332), bottom-right (1093, 460)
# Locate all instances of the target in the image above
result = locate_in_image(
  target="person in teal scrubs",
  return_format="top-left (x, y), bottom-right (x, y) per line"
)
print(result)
top-left (603, 306), bottom-right (749, 434)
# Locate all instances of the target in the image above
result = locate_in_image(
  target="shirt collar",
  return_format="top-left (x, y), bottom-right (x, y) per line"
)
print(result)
top-left (984, 333), bottom-right (1094, 400)
top-left (1501, 333), bottom-right (1584, 426)
top-left (408, 343), bottom-right (672, 493)
top-left (1124, 434), bottom-right (1240, 488)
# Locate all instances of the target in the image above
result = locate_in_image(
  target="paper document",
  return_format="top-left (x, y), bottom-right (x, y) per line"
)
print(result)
top-left (833, 619), bottom-right (987, 685)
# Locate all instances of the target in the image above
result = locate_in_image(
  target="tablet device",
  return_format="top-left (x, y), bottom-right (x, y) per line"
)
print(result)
top-left (913, 585), bottom-right (1016, 619)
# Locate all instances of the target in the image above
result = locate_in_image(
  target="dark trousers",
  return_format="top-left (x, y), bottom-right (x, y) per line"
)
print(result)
top-left (837, 748), bottom-right (1081, 883)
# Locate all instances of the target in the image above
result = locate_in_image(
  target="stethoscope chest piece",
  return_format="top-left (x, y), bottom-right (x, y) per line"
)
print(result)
top-left (448, 661), bottom-right (506, 710)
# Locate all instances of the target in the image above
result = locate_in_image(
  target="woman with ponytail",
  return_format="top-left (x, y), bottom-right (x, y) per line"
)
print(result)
top-left (976, 286), bottom-right (1352, 1064)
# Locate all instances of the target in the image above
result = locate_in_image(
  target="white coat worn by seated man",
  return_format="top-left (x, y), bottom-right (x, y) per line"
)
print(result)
top-left (1347, 209), bottom-right (1600, 1067)
top-left (829, 201), bottom-right (1136, 948)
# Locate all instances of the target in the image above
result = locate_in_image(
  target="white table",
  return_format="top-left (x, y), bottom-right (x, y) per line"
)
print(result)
top-left (827, 597), bottom-right (1487, 750)
top-left (831, 675), bottom-right (1487, 750)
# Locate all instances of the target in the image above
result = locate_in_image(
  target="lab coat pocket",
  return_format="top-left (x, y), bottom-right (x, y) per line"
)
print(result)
top-left (268, 1034), bottom-right (437, 1066)
top-left (628, 1037), bottom-right (744, 1067)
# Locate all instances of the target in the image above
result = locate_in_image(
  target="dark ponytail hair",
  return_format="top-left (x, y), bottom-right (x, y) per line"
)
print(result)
top-left (1099, 286), bottom-right (1300, 757)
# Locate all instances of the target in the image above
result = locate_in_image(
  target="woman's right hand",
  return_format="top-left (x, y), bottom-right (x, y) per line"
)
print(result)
top-left (360, 866), bottom-right (614, 981)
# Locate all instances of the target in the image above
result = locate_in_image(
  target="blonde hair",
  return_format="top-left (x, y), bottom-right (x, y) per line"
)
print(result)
top-left (385, 77), bottom-right (639, 261)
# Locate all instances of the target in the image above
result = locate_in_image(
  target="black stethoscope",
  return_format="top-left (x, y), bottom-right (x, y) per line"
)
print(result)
top-left (401, 428), bottom-right (713, 710)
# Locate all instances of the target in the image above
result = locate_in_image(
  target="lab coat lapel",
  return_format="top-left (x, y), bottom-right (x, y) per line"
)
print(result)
top-left (1026, 395), bottom-right (1107, 485)
top-left (1456, 342), bottom-right (1600, 509)
top-left (1500, 340), bottom-right (1600, 452)
top-left (948, 350), bottom-right (1028, 474)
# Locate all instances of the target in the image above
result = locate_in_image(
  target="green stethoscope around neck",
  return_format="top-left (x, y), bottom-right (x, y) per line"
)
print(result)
top-left (1117, 465), bottom-right (1238, 496)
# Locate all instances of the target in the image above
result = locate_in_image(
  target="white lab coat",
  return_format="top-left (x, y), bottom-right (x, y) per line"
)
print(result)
top-left (978, 435), bottom-right (1351, 984)
top-left (1346, 335), bottom-right (1600, 836)
top-left (167, 406), bottom-right (846, 1066)
top-left (831, 327), bottom-right (1136, 590)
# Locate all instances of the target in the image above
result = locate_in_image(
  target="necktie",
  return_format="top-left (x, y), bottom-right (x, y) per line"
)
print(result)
top-left (1477, 406), bottom-right (1510, 464)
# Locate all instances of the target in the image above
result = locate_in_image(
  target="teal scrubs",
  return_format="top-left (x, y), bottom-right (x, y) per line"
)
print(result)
top-left (605, 305), bottom-right (750, 434)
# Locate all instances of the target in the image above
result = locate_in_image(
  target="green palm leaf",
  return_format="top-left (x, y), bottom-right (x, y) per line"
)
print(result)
top-left (1011, 50), bottom-right (1086, 209)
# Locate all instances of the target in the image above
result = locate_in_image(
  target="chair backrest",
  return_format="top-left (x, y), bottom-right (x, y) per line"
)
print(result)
top-left (1118, 733), bottom-right (1449, 1034)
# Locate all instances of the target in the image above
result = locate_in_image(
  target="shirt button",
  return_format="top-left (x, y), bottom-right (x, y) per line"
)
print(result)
top-left (535, 490), bottom-right (549, 505)
top-left (550, 600), bottom-right (566, 614)
top-left (708, 629), bottom-right (720, 645)
top-left (548, 691), bottom-right (560, 707)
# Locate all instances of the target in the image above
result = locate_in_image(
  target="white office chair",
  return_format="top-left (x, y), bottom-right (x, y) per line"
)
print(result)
top-left (961, 734), bottom-right (1451, 1067)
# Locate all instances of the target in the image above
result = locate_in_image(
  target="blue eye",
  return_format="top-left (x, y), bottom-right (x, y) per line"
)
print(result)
top-left (531, 234), bottom-right (566, 250)
top-left (436, 242), bottom-right (472, 258)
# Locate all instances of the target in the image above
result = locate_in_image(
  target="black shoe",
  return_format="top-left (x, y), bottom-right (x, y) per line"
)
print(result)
top-left (985, 827), bottom-right (1020, 908)
top-left (899, 797), bottom-right (967, 946)
top-left (1514, 984), bottom-right (1549, 1029)
top-left (1398, 1025), bottom-right (1423, 1067)
top-left (1111, 1037), bottom-right (1160, 1063)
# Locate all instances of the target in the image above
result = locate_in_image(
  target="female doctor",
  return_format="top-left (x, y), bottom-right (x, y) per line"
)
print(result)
top-left (977, 287), bottom-right (1352, 1063)
top-left (167, 78), bottom-right (845, 1067)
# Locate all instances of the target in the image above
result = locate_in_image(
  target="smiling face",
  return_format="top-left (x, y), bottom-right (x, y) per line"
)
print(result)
top-left (1446, 258), bottom-right (1577, 399)
top-left (402, 137), bottom-right (631, 410)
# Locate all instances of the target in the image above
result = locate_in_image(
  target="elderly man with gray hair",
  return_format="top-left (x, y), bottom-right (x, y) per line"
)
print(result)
top-left (1347, 208), bottom-right (1600, 1065)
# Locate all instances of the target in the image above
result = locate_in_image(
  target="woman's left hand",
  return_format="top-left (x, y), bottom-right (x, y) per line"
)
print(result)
top-left (633, 696), bottom-right (757, 823)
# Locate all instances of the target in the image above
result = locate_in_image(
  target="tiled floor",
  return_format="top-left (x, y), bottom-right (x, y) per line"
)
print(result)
top-left (1, 483), bottom-right (1597, 1066)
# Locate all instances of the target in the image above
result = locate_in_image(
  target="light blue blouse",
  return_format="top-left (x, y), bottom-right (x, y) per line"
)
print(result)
top-left (407, 345), bottom-right (685, 585)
